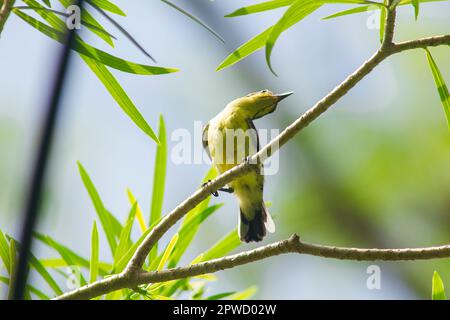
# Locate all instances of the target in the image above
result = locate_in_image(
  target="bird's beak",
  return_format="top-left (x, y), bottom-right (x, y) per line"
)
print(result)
top-left (275, 91), bottom-right (294, 102)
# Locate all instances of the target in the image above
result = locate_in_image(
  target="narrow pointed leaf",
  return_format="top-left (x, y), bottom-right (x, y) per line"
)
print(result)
top-left (80, 56), bottom-right (159, 142)
top-left (7, 240), bottom-right (17, 299)
top-left (425, 49), bottom-right (450, 130)
top-left (322, 0), bottom-right (446, 20)
top-left (90, 0), bottom-right (126, 16)
top-left (225, 0), bottom-right (294, 17)
top-left (322, 5), bottom-right (370, 19)
top-left (411, 0), bottom-right (420, 19)
top-left (200, 229), bottom-right (241, 262)
top-left (149, 114), bottom-right (167, 261)
top-left (432, 271), bottom-right (446, 300)
top-left (0, 230), bottom-right (11, 274)
top-left (14, 10), bottom-right (177, 76)
top-left (168, 204), bottom-right (223, 268)
top-left (127, 189), bottom-right (147, 232)
top-left (218, 0), bottom-right (322, 72)
top-left (90, 221), bottom-right (99, 283)
top-left (379, 3), bottom-right (387, 43)
top-left (33, 232), bottom-right (90, 286)
top-left (112, 216), bottom-right (164, 272)
top-left (217, 27), bottom-right (272, 71)
top-left (34, 233), bottom-right (89, 268)
top-left (207, 292), bottom-right (237, 300)
top-left (77, 162), bottom-right (119, 255)
top-left (161, 0), bottom-right (225, 43)
top-left (266, 0), bottom-right (322, 75)
top-left (113, 203), bottom-right (137, 265)
top-left (59, 0), bottom-right (114, 46)
top-left (157, 233), bottom-right (179, 271)
top-left (8, 237), bottom-right (63, 296)
top-left (86, 0), bottom-right (156, 62)
top-left (228, 286), bottom-right (257, 300)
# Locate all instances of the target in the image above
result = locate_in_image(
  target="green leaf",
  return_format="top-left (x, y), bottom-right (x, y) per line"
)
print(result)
top-left (411, 0), bottom-right (420, 18)
top-left (27, 285), bottom-right (50, 300)
top-left (166, 167), bottom-right (216, 265)
top-left (80, 56), bottom-right (160, 142)
top-left (14, 10), bottom-right (177, 76)
top-left (77, 161), bottom-right (119, 255)
top-left (216, 26), bottom-right (272, 71)
top-left (32, 233), bottom-right (89, 290)
top-left (41, 258), bottom-right (111, 272)
top-left (425, 49), bottom-right (450, 131)
top-left (149, 114), bottom-right (168, 261)
top-left (161, 0), bottom-right (225, 43)
top-left (28, 253), bottom-right (63, 296)
top-left (41, 0), bottom-right (51, 6)
top-left (7, 240), bottom-right (17, 299)
top-left (220, 1), bottom-right (371, 71)
top-left (168, 204), bottom-right (223, 268)
top-left (228, 286), bottom-right (257, 300)
top-left (225, 0), bottom-right (294, 17)
top-left (89, 0), bottom-right (126, 16)
top-left (113, 203), bottom-right (137, 266)
top-left (157, 233), bottom-right (179, 271)
top-left (225, 0), bottom-right (374, 18)
top-left (112, 219), bottom-right (160, 272)
top-left (322, 5), bottom-right (370, 19)
top-left (90, 221), bottom-right (99, 284)
top-left (322, 0), bottom-right (447, 20)
top-left (265, 0), bottom-right (322, 75)
top-left (199, 229), bottom-right (241, 262)
top-left (34, 233), bottom-right (89, 268)
top-left (206, 291), bottom-right (237, 300)
top-left (86, 0), bottom-right (156, 63)
top-left (432, 271), bottom-right (446, 300)
top-left (127, 189), bottom-right (147, 232)
top-left (7, 237), bottom-right (64, 296)
top-left (379, 2), bottom-right (387, 43)
top-left (59, 0), bottom-right (114, 46)
top-left (0, 230), bottom-right (11, 274)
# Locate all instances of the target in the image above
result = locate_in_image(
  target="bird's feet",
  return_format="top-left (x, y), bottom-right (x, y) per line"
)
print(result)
top-left (201, 180), bottom-right (234, 197)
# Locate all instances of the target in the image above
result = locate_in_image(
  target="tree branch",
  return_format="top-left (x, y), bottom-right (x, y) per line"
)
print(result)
top-left (0, 0), bottom-right (15, 36)
top-left (392, 35), bottom-right (450, 53)
top-left (381, 0), bottom-right (396, 49)
top-left (55, 234), bottom-right (450, 300)
top-left (54, 11), bottom-right (450, 300)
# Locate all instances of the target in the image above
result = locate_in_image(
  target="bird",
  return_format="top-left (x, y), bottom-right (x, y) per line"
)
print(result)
top-left (202, 90), bottom-right (293, 242)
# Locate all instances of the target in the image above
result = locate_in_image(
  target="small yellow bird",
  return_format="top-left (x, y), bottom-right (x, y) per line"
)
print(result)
top-left (203, 90), bottom-right (293, 242)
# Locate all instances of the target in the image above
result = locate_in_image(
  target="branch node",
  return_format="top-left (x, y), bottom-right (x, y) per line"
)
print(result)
top-left (289, 233), bottom-right (301, 244)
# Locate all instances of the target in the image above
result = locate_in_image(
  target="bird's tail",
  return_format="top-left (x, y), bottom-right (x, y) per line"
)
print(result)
top-left (239, 202), bottom-right (275, 243)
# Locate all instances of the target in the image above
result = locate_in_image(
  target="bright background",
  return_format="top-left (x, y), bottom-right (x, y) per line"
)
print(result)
top-left (0, 0), bottom-right (449, 299)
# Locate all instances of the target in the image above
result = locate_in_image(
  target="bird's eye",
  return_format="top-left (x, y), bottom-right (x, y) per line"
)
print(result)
top-left (261, 89), bottom-right (268, 93)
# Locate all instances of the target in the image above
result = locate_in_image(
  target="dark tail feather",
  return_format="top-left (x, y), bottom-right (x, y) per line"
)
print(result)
top-left (239, 206), bottom-right (266, 243)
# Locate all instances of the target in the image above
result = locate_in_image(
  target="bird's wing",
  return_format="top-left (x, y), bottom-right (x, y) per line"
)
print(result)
top-left (246, 119), bottom-right (260, 151)
top-left (202, 122), bottom-right (211, 160)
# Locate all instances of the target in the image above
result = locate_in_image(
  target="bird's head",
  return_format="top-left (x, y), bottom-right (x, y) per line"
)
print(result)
top-left (229, 90), bottom-right (293, 119)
